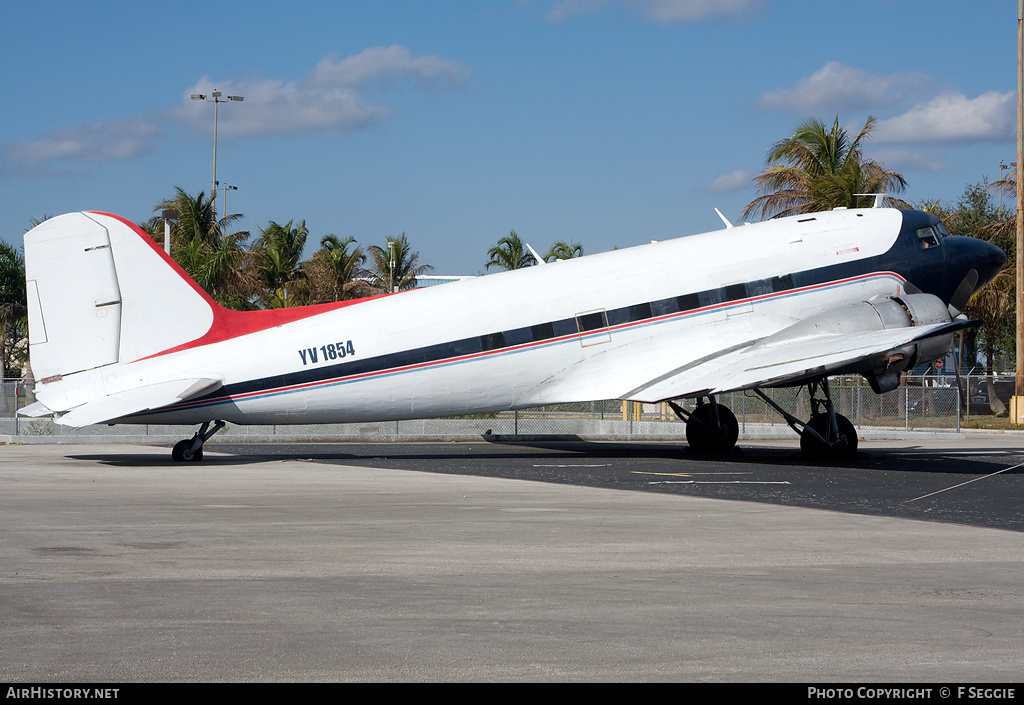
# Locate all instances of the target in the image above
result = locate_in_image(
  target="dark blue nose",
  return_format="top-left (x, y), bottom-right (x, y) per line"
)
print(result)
top-left (943, 236), bottom-right (1007, 314)
top-left (973, 237), bottom-right (1008, 290)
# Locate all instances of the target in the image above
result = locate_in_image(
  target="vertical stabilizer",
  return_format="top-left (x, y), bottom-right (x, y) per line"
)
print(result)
top-left (25, 212), bottom-right (215, 383)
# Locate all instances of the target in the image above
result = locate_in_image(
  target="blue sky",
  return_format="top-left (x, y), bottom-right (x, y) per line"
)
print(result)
top-left (1, 0), bottom-right (1017, 274)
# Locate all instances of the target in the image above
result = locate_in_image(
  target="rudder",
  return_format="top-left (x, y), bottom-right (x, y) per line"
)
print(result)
top-left (25, 212), bottom-right (215, 382)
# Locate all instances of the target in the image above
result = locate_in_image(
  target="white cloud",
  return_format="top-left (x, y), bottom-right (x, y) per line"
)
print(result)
top-left (628, 0), bottom-right (767, 23)
top-left (540, 0), bottom-right (766, 23)
top-left (868, 147), bottom-right (946, 173)
top-left (548, 0), bottom-right (610, 22)
top-left (312, 45), bottom-right (471, 91)
top-left (873, 91), bottom-right (1014, 143)
top-left (757, 62), bottom-right (931, 114)
top-left (3, 120), bottom-right (162, 163)
top-left (180, 78), bottom-right (386, 139)
top-left (708, 169), bottom-right (751, 192)
top-left (3, 46), bottom-right (470, 170)
top-left (176, 45), bottom-right (471, 138)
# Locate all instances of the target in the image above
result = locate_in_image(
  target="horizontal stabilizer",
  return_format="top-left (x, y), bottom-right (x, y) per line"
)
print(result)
top-left (18, 401), bottom-right (54, 418)
top-left (51, 377), bottom-right (222, 428)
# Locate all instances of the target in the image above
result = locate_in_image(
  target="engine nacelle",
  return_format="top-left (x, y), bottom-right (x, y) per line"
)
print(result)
top-left (762, 293), bottom-right (953, 394)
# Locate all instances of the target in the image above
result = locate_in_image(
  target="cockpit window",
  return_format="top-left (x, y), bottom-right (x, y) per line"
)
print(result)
top-left (935, 222), bottom-right (950, 239)
top-left (915, 226), bottom-right (941, 249)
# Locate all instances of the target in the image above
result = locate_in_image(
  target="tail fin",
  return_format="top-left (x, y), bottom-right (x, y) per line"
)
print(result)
top-left (25, 212), bottom-right (215, 382)
top-left (24, 210), bottom-right (361, 426)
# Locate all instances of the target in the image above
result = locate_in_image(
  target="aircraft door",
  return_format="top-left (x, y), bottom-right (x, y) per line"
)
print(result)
top-left (575, 309), bottom-right (611, 347)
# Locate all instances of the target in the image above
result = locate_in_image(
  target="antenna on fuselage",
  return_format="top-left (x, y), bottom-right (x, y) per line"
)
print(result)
top-left (525, 243), bottom-right (546, 265)
top-left (714, 208), bottom-right (734, 229)
top-left (854, 193), bottom-right (886, 208)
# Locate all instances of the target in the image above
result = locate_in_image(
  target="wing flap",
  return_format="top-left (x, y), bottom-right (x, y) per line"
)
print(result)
top-left (628, 321), bottom-right (968, 403)
top-left (47, 377), bottom-right (222, 428)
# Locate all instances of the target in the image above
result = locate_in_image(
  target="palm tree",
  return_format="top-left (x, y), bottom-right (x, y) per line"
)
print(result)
top-left (27, 214), bottom-right (53, 230)
top-left (366, 233), bottom-right (433, 292)
top-left (982, 172), bottom-right (1019, 253)
top-left (16, 216), bottom-right (52, 390)
top-left (148, 188), bottom-right (255, 309)
top-left (305, 234), bottom-right (375, 303)
top-left (968, 178), bottom-right (1019, 378)
top-left (252, 220), bottom-right (310, 308)
top-left (486, 231), bottom-right (536, 271)
top-left (0, 240), bottom-right (26, 381)
top-left (964, 264), bottom-right (1014, 375)
top-left (544, 240), bottom-right (583, 262)
top-left (924, 180), bottom-right (1017, 383)
top-left (742, 116), bottom-right (909, 220)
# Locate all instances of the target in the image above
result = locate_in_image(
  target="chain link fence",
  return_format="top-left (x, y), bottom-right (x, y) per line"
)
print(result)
top-left (0, 375), bottom-right (977, 443)
top-left (486, 377), bottom-right (963, 437)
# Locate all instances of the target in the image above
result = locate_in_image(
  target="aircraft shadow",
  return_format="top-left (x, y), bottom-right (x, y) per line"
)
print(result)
top-left (69, 439), bottom-right (1024, 478)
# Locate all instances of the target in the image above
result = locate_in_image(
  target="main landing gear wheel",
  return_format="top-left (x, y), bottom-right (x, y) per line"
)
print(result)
top-left (751, 378), bottom-right (861, 460)
top-left (685, 402), bottom-right (739, 454)
top-left (800, 413), bottom-right (858, 459)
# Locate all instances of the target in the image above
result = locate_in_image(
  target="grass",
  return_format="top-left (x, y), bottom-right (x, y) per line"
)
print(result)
top-left (962, 415), bottom-right (1024, 431)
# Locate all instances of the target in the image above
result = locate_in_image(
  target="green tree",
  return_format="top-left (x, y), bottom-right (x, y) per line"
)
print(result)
top-left (252, 220), bottom-right (310, 308)
top-left (925, 181), bottom-right (1016, 378)
top-left (544, 240), bottom-right (583, 262)
top-left (305, 234), bottom-right (375, 303)
top-left (27, 214), bottom-right (53, 230)
top-left (965, 263), bottom-right (1014, 377)
top-left (0, 240), bottom-right (26, 380)
top-left (967, 181), bottom-right (1017, 376)
top-left (366, 233), bottom-right (432, 292)
top-left (148, 188), bottom-right (255, 309)
top-left (486, 231), bottom-right (536, 271)
top-left (742, 116), bottom-right (909, 220)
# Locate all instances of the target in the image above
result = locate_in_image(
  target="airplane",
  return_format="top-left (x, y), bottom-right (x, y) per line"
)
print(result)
top-left (19, 205), bottom-right (1005, 461)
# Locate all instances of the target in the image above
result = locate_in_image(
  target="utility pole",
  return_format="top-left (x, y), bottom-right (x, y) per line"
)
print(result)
top-left (1015, 0), bottom-right (1024, 423)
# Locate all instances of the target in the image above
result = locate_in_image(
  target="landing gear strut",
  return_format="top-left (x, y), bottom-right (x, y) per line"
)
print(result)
top-left (670, 396), bottom-right (739, 454)
top-left (171, 420), bottom-right (225, 462)
top-left (752, 378), bottom-right (857, 459)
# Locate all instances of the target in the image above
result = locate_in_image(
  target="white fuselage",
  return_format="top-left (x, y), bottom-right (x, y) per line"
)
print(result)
top-left (118, 208), bottom-right (906, 425)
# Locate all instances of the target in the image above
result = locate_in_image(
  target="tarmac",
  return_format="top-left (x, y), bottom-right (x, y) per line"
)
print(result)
top-left (1, 437), bottom-right (1022, 682)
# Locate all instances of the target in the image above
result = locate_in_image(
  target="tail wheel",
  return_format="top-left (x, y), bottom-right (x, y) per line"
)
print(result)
top-left (800, 414), bottom-right (858, 458)
top-left (172, 439), bottom-right (204, 462)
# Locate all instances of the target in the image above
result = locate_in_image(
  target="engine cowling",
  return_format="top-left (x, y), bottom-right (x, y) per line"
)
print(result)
top-left (761, 293), bottom-right (953, 394)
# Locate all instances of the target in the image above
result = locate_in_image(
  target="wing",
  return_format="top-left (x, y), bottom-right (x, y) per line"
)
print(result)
top-left (21, 377), bottom-right (222, 428)
top-left (625, 319), bottom-right (971, 403)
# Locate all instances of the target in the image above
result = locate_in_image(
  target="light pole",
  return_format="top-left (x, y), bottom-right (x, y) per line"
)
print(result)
top-left (1000, 162), bottom-right (1016, 211)
top-left (387, 236), bottom-right (395, 291)
top-left (221, 184), bottom-right (237, 230)
top-left (190, 90), bottom-right (243, 213)
top-left (161, 209), bottom-right (177, 255)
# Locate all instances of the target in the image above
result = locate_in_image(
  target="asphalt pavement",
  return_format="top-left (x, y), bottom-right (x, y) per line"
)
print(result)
top-left (1, 437), bottom-right (1021, 682)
